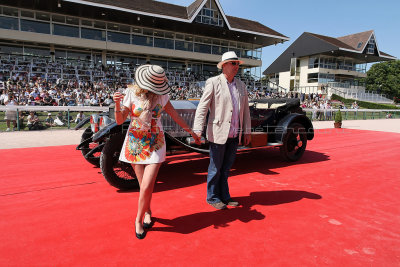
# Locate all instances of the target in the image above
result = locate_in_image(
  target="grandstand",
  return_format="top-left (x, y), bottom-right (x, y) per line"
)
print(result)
top-left (0, 0), bottom-right (289, 95)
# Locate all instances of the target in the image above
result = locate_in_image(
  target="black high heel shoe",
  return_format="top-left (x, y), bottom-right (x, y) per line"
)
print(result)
top-left (135, 223), bottom-right (146, 240)
top-left (143, 212), bottom-right (154, 229)
top-left (135, 231), bottom-right (146, 240)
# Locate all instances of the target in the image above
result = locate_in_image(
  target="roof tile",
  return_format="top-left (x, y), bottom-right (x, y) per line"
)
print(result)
top-left (337, 30), bottom-right (373, 51)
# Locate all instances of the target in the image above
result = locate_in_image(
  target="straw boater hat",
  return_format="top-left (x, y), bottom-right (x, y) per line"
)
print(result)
top-left (217, 51), bottom-right (244, 69)
top-left (135, 65), bottom-right (170, 95)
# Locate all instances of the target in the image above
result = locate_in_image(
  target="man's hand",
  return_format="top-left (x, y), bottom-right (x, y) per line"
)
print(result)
top-left (192, 134), bottom-right (202, 145)
top-left (194, 131), bottom-right (202, 139)
top-left (244, 134), bottom-right (251, 146)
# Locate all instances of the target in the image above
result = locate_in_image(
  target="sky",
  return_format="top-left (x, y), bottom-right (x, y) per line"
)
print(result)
top-left (158, 0), bottom-right (400, 72)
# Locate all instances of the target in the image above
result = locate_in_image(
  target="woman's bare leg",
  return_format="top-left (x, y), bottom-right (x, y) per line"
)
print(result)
top-left (133, 164), bottom-right (144, 185)
top-left (133, 164), bottom-right (152, 224)
top-left (135, 163), bottom-right (161, 234)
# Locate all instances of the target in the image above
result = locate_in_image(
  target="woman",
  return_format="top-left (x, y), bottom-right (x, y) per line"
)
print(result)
top-left (113, 65), bottom-right (200, 240)
top-left (4, 93), bottom-right (17, 131)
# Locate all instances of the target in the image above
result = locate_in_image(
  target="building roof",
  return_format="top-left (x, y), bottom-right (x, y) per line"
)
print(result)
top-left (337, 30), bottom-right (374, 52)
top-left (263, 31), bottom-right (396, 75)
top-left (307, 33), bottom-right (356, 51)
top-left (63, 0), bottom-right (289, 40)
top-left (226, 15), bottom-right (287, 39)
top-left (70, 0), bottom-right (190, 19)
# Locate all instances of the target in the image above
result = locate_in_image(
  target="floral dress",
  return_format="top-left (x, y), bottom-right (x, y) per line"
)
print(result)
top-left (119, 90), bottom-right (169, 164)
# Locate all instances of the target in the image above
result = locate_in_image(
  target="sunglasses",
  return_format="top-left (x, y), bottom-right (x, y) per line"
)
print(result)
top-left (229, 62), bottom-right (239, 66)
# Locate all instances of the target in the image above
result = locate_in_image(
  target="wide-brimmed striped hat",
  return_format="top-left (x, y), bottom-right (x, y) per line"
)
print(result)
top-left (135, 65), bottom-right (170, 95)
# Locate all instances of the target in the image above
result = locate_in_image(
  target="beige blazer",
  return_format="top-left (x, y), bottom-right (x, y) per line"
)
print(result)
top-left (193, 74), bottom-right (251, 145)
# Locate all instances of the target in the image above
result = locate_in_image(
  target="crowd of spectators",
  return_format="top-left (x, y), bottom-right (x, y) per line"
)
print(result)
top-left (2, 54), bottom-right (365, 131)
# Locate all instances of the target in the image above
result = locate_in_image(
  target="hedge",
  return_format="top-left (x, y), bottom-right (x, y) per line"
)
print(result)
top-left (330, 94), bottom-right (400, 109)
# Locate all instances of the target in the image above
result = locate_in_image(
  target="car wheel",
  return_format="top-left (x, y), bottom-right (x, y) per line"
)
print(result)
top-left (100, 131), bottom-right (139, 190)
top-left (80, 126), bottom-right (100, 167)
top-left (280, 122), bottom-right (307, 162)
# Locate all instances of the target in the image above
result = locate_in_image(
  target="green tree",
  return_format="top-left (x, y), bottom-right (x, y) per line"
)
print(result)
top-left (366, 60), bottom-right (400, 102)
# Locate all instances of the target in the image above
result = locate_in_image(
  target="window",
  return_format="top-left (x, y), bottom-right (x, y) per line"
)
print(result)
top-left (66, 17), bottom-right (79, 25)
top-left (366, 36), bottom-right (375, 54)
top-left (143, 28), bottom-right (153, 36)
top-left (132, 27), bottom-right (142, 34)
top-left (0, 44), bottom-right (23, 54)
top-left (81, 28), bottom-right (105, 41)
top-left (53, 24), bottom-right (79, 38)
top-left (93, 21), bottom-right (106, 29)
top-left (154, 38), bottom-right (174, 49)
top-left (175, 40), bottom-right (193, 52)
top-left (24, 47), bottom-right (50, 57)
top-left (2, 7), bottom-right (18, 17)
top-left (52, 15), bottom-right (65, 23)
top-left (20, 19), bottom-right (50, 34)
top-left (308, 57), bottom-right (319, 68)
top-left (0, 16), bottom-right (19, 30)
top-left (212, 45), bottom-right (221, 55)
top-left (168, 61), bottom-right (184, 70)
top-left (194, 43), bottom-right (211, 54)
top-left (21, 10), bottom-right (35, 18)
top-left (67, 51), bottom-right (91, 60)
top-left (107, 31), bottom-right (130, 44)
top-left (195, 4), bottom-right (224, 27)
top-left (132, 35), bottom-right (153, 46)
top-left (81, 19), bottom-right (92, 27)
top-left (357, 42), bottom-right (363, 48)
top-left (242, 48), bottom-right (253, 59)
top-left (290, 58), bottom-right (296, 76)
top-left (307, 73), bottom-right (318, 83)
top-left (36, 12), bottom-right (50, 21)
top-left (203, 64), bottom-right (218, 74)
top-left (55, 50), bottom-right (67, 59)
top-left (150, 59), bottom-right (167, 69)
top-left (319, 73), bottom-right (335, 84)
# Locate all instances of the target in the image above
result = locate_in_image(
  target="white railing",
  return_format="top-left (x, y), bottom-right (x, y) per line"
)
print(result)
top-left (0, 106), bottom-right (108, 112)
top-left (328, 86), bottom-right (393, 104)
top-left (303, 108), bottom-right (399, 120)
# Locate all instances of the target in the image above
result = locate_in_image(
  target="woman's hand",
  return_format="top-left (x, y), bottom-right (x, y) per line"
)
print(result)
top-left (113, 92), bottom-right (129, 125)
top-left (113, 92), bottom-right (124, 103)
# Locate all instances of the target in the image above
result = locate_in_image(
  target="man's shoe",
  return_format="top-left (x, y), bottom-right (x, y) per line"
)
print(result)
top-left (224, 198), bottom-right (240, 207)
top-left (208, 201), bottom-right (227, 210)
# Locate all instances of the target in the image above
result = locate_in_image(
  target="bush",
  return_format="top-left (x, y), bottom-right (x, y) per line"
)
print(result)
top-left (331, 94), bottom-right (400, 109)
top-left (334, 110), bottom-right (342, 123)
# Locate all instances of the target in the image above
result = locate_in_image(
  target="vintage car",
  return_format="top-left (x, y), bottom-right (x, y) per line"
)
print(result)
top-left (76, 98), bottom-right (314, 190)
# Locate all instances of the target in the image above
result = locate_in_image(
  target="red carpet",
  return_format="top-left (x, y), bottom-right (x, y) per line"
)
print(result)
top-left (1, 129), bottom-right (400, 266)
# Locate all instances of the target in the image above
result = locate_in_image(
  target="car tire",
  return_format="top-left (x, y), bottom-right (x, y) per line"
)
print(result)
top-left (100, 131), bottom-right (139, 190)
top-left (80, 126), bottom-right (100, 167)
top-left (280, 122), bottom-right (307, 162)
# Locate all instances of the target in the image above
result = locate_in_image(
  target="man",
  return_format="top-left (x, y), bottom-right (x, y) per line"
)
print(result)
top-left (27, 111), bottom-right (42, 130)
top-left (193, 51), bottom-right (252, 210)
top-left (45, 113), bottom-right (56, 128)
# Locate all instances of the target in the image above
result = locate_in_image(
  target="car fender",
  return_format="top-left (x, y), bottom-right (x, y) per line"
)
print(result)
top-left (74, 116), bottom-right (91, 130)
top-left (274, 113), bottom-right (314, 142)
top-left (84, 143), bottom-right (105, 159)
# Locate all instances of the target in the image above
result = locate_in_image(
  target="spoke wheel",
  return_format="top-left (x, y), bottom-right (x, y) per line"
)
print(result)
top-left (100, 131), bottom-right (139, 190)
top-left (280, 123), bottom-right (307, 162)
